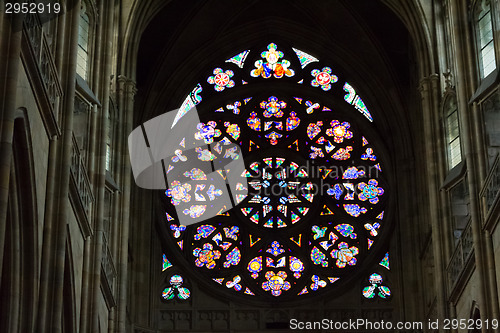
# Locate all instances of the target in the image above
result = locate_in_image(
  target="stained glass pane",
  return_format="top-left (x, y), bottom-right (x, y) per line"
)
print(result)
top-left (162, 254), bottom-right (173, 271)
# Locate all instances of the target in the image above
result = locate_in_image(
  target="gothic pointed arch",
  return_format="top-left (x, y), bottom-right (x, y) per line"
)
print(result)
top-left (0, 109), bottom-right (39, 332)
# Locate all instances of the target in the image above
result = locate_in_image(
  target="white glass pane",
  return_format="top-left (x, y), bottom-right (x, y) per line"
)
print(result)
top-left (76, 49), bottom-right (88, 79)
top-left (479, 17), bottom-right (493, 48)
top-left (449, 138), bottom-right (462, 169)
top-left (447, 111), bottom-right (460, 142)
top-left (481, 42), bottom-right (496, 77)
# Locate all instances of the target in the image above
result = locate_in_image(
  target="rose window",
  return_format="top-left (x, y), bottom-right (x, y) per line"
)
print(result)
top-left (160, 43), bottom-right (392, 303)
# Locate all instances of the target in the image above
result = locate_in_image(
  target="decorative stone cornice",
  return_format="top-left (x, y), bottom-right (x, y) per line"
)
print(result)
top-left (117, 75), bottom-right (137, 95)
top-left (418, 73), bottom-right (440, 95)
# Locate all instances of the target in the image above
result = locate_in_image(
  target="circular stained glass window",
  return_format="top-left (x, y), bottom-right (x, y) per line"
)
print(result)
top-left (160, 43), bottom-right (392, 304)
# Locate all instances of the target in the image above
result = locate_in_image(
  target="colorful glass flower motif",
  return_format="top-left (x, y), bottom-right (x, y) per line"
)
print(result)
top-left (193, 243), bottom-right (221, 269)
top-left (226, 101), bottom-right (242, 114)
top-left (289, 256), bottom-right (305, 278)
top-left (206, 184), bottom-right (223, 201)
top-left (327, 184), bottom-right (343, 200)
top-left (170, 224), bottom-right (186, 238)
top-left (311, 246), bottom-right (328, 267)
top-left (223, 226), bottom-right (239, 240)
top-left (312, 225), bottom-right (327, 240)
top-left (311, 67), bottom-right (338, 91)
top-left (171, 149), bottom-right (187, 163)
top-left (195, 147), bottom-right (216, 161)
top-left (310, 275), bottom-right (327, 291)
top-left (182, 205), bottom-right (206, 218)
top-left (250, 43), bottom-right (294, 79)
top-left (247, 111), bottom-right (261, 131)
top-left (207, 68), bottom-right (235, 91)
top-left (262, 271), bottom-right (291, 296)
top-left (162, 275), bottom-right (191, 300)
top-left (261, 96), bottom-right (286, 118)
top-left (265, 131), bottom-right (282, 145)
top-left (342, 166), bottom-right (366, 179)
top-left (194, 121), bottom-right (222, 144)
top-left (286, 111), bottom-right (301, 131)
top-left (193, 224), bottom-right (216, 240)
top-left (358, 179), bottom-right (384, 204)
top-left (307, 121), bottom-right (323, 139)
top-left (223, 247), bottom-right (241, 268)
top-left (364, 222), bottom-right (381, 237)
top-left (334, 224), bottom-right (357, 239)
top-left (305, 100), bottom-right (320, 114)
top-left (224, 122), bottom-right (241, 140)
top-left (344, 204), bottom-right (367, 217)
top-left (361, 148), bottom-right (377, 161)
top-left (223, 146), bottom-right (239, 160)
top-left (226, 275), bottom-right (242, 291)
top-left (332, 146), bottom-right (353, 160)
top-left (326, 120), bottom-right (353, 143)
top-left (331, 242), bottom-right (359, 268)
top-left (266, 241), bottom-right (285, 256)
top-left (165, 181), bottom-right (191, 205)
top-left (362, 273), bottom-right (391, 299)
top-left (248, 256), bottom-right (262, 278)
top-left (309, 146), bottom-right (324, 159)
top-left (183, 168), bottom-right (207, 180)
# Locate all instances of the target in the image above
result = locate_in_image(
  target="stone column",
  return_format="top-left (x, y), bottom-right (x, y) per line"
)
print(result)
top-left (79, 236), bottom-right (92, 333)
top-left (115, 75), bottom-right (136, 332)
top-left (109, 80), bottom-right (124, 332)
top-left (419, 74), bottom-right (449, 329)
top-left (50, 0), bottom-right (81, 329)
top-left (89, 0), bottom-right (116, 330)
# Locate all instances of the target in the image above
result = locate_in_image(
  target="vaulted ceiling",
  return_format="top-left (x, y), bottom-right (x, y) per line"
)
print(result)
top-left (131, 0), bottom-right (419, 170)
top-left (135, 1), bottom-right (410, 114)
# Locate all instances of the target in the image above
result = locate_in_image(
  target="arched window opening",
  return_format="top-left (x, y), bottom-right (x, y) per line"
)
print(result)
top-left (444, 96), bottom-right (462, 170)
top-left (475, 0), bottom-right (496, 79)
top-left (77, 3), bottom-right (91, 80)
top-left (0, 115), bottom-right (37, 332)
